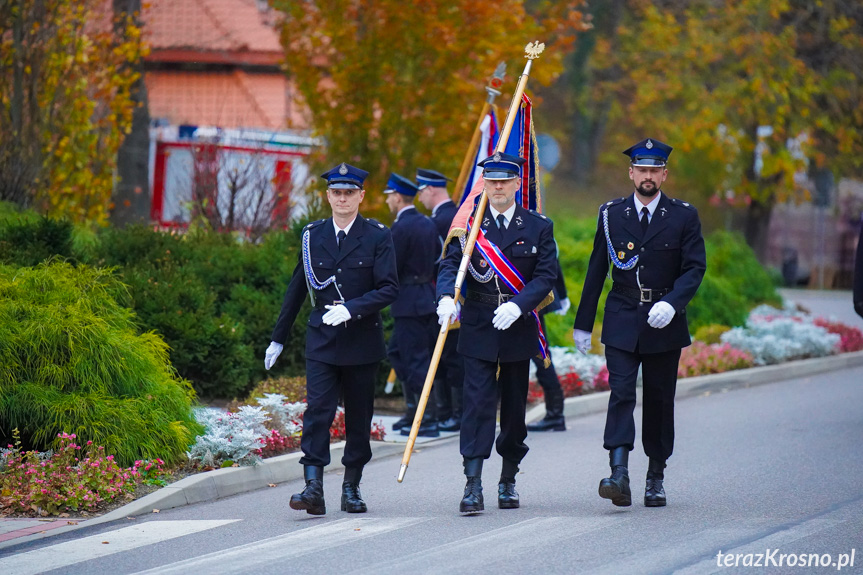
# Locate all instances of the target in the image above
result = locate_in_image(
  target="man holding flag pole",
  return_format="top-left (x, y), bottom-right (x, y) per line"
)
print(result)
top-left (436, 150), bottom-right (557, 513)
top-left (404, 42), bottom-right (552, 515)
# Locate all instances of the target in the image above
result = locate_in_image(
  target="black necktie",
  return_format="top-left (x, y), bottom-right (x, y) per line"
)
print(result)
top-left (640, 207), bottom-right (650, 236)
top-left (497, 214), bottom-right (507, 230)
top-left (337, 230), bottom-right (346, 250)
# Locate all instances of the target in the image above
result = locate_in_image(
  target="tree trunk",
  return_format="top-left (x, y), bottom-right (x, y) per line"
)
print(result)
top-left (568, 0), bottom-right (625, 186)
top-left (743, 196), bottom-right (775, 264)
top-left (109, 0), bottom-right (151, 227)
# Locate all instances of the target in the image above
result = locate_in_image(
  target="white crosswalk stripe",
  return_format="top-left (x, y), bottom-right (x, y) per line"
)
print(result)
top-left (130, 517), bottom-right (428, 574)
top-left (352, 515), bottom-right (627, 575)
top-left (0, 520), bottom-right (238, 575)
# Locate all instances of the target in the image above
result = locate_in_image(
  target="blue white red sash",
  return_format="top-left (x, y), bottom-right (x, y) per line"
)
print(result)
top-left (467, 216), bottom-right (550, 365)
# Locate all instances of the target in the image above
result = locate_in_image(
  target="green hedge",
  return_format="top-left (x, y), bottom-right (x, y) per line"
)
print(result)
top-left (0, 262), bottom-right (200, 466)
top-left (86, 225), bottom-right (307, 399)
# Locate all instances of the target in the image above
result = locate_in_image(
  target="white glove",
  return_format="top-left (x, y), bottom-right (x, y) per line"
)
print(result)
top-left (264, 341), bottom-right (283, 370)
top-left (436, 296), bottom-right (460, 326)
top-left (555, 297), bottom-right (571, 316)
top-left (573, 329), bottom-right (592, 355)
top-left (647, 300), bottom-right (676, 329)
top-left (492, 301), bottom-right (521, 330)
top-left (322, 304), bottom-right (351, 325)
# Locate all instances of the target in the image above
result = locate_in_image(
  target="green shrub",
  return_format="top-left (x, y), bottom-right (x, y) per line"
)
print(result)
top-left (693, 323), bottom-right (732, 344)
top-left (0, 215), bottom-right (74, 267)
top-left (0, 262), bottom-right (201, 466)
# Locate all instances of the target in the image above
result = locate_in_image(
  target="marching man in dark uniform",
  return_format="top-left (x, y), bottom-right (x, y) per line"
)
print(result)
top-left (384, 172), bottom-right (441, 438)
top-left (573, 138), bottom-right (706, 508)
top-left (417, 168), bottom-right (464, 432)
top-left (264, 163), bottom-right (398, 515)
top-left (437, 152), bottom-right (557, 513)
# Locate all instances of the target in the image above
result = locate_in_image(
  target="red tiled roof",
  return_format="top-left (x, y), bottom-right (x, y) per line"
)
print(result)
top-left (147, 70), bottom-right (311, 131)
top-left (143, 0), bottom-right (282, 57)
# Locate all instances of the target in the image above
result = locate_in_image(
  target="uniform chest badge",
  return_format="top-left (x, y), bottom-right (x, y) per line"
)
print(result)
top-left (482, 217), bottom-right (490, 227)
top-left (627, 241), bottom-right (634, 250)
top-left (479, 259), bottom-right (488, 268)
top-left (618, 251), bottom-right (626, 259)
top-left (625, 207), bottom-right (632, 216)
top-left (660, 207), bottom-right (668, 216)
top-left (514, 215), bottom-right (523, 226)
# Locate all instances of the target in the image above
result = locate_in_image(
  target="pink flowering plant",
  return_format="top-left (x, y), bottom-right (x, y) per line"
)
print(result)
top-left (678, 341), bottom-right (754, 378)
top-left (0, 431), bottom-right (165, 517)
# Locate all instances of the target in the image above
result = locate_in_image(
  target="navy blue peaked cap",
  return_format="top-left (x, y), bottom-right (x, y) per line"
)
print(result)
top-left (622, 138), bottom-right (673, 167)
top-left (321, 162), bottom-right (369, 189)
top-left (383, 173), bottom-right (419, 197)
top-left (416, 168), bottom-right (452, 189)
top-left (477, 152), bottom-right (526, 180)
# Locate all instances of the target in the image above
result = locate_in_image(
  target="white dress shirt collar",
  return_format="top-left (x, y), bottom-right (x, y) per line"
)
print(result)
top-left (333, 216), bottom-right (357, 238)
top-left (633, 192), bottom-right (662, 221)
top-left (489, 203), bottom-right (517, 229)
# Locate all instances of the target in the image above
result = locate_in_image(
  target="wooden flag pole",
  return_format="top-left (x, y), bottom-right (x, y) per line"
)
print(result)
top-left (398, 42), bottom-right (545, 483)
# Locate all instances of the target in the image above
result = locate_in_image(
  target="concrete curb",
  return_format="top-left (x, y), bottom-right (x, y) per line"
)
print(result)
top-left (4, 350), bottom-right (863, 549)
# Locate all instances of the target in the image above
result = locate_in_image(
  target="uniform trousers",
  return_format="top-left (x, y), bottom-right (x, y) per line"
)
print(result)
top-left (460, 356), bottom-right (529, 464)
top-left (387, 314), bottom-right (436, 396)
top-left (300, 359), bottom-right (377, 468)
top-left (434, 333), bottom-right (464, 419)
top-left (603, 344), bottom-right (681, 462)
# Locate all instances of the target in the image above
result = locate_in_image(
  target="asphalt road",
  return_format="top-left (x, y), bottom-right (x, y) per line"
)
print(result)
top-left (2, 359), bottom-right (862, 575)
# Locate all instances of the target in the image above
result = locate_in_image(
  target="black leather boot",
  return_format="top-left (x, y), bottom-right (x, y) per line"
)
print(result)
top-left (392, 387), bottom-right (417, 431)
top-left (401, 410), bottom-right (440, 437)
top-left (526, 387), bottom-right (566, 432)
top-left (341, 467), bottom-right (367, 513)
top-left (460, 457), bottom-right (484, 513)
top-left (644, 458), bottom-right (666, 507)
top-left (290, 465), bottom-right (326, 515)
top-left (498, 459), bottom-right (520, 509)
top-left (598, 447), bottom-right (631, 507)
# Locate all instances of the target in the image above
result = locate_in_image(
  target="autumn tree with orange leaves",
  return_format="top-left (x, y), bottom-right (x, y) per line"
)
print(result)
top-left (0, 0), bottom-right (146, 225)
top-left (584, 0), bottom-right (863, 259)
top-left (270, 0), bottom-right (589, 214)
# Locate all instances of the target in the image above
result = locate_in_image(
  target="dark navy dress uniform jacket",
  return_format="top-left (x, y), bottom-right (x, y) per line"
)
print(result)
top-left (390, 207), bottom-right (438, 318)
top-left (574, 193), bottom-right (706, 354)
top-left (437, 205), bottom-right (558, 363)
top-left (271, 215), bottom-right (398, 365)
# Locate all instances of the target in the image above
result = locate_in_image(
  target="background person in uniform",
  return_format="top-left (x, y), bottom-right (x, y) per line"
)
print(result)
top-left (573, 138), bottom-right (706, 508)
top-left (437, 152), bottom-right (557, 513)
top-left (264, 163), bottom-right (398, 516)
top-left (384, 173), bottom-right (441, 438)
top-left (417, 167), bottom-right (464, 432)
top-left (854, 214), bottom-right (863, 319)
top-left (526, 255), bottom-right (570, 432)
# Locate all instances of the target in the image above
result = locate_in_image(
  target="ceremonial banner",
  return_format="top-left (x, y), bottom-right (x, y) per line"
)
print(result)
top-left (457, 108), bottom-right (498, 206)
top-left (503, 93), bottom-right (541, 212)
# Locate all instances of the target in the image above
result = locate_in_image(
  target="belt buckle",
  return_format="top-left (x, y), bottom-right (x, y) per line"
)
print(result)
top-left (640, 289), bottom-right (652, 303)
top-left (333, 299), bottom-right (344, 306)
